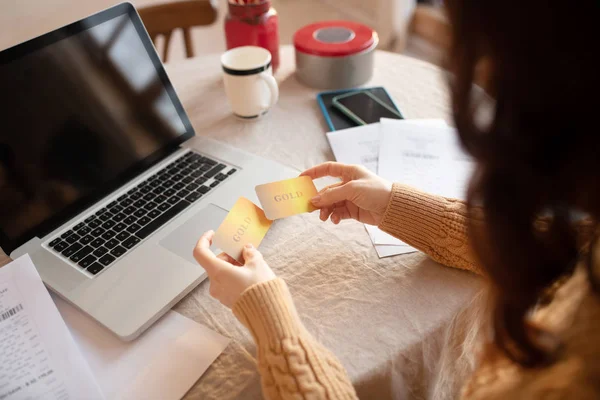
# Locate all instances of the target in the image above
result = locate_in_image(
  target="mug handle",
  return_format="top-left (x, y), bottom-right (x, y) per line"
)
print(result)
top-left (259, 72), bottom-right (279, 111)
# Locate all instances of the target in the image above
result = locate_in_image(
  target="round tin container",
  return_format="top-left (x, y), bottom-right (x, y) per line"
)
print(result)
top-left (293, 21), bottom-right (378, 89)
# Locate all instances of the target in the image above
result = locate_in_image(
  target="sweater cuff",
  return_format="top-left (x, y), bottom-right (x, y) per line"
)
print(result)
top-left (233, 279), bottom-right (304, 346)
top-left (378, 183), bottom-right (447, 250)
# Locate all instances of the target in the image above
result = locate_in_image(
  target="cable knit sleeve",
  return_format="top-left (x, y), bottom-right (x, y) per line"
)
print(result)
top-left (232, 278), bottom-right (358, 400)
top-left (378, 183), bottom-right (484, 274)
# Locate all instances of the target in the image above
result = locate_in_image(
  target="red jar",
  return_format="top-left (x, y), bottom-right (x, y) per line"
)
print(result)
top-left (224, 1), bottom-right (280, 72)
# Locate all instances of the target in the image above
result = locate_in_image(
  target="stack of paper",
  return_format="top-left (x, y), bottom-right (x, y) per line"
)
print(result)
top-left (326, 118), bottom-right (474, 258)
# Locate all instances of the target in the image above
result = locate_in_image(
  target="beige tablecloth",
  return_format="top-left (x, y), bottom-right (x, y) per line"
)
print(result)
top-left (0, 46), bottom-right (484, 400)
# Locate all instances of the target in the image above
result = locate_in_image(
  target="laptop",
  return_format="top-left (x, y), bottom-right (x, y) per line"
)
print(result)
top-left (0, 3), bottom-right (296, 340)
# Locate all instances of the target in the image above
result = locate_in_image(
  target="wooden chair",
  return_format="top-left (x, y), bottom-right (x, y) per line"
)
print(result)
top-left (408, 4), bottom-right (490, 88)
top-left (138, 0), bottom-right (218, 62)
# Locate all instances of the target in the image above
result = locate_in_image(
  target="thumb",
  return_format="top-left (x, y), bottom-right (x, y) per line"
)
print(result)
top-left (242, 244), bottom-right (263, 265)
top-left (311, 182), bottom-right (356, 207)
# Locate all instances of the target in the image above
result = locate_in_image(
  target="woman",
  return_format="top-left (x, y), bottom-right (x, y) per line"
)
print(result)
top-left (194, 0), bottom-right (600, 398)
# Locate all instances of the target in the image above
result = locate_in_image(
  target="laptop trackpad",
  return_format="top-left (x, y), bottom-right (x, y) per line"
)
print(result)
top-left (159, 204), bottom-right (228, 265)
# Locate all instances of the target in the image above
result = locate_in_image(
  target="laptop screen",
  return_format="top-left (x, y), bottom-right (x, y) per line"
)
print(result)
top-left (0, 6), bottom-right (193, 252)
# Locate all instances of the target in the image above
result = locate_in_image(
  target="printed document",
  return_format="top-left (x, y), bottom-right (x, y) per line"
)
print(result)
top-left (0, 255), bottom-right (103, 400)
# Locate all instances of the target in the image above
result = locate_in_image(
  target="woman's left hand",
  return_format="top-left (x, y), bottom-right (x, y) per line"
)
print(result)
top-left (193, 230), bottom-right (276, 308)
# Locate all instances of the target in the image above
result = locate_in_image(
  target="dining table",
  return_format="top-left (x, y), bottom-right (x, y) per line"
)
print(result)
top-left (0, 45), bottom-right (484, 400)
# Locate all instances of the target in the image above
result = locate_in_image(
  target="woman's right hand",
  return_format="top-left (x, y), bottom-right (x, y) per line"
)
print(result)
top-left (301, 162), bottom-right (393, 226)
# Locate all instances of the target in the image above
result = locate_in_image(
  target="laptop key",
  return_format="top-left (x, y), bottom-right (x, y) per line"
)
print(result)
top-left (120, 198), bottom-right (133, 207)
top-left (122, 236), bottom-right (141, 249)
top-left (78, 226), bottom-right (91, 236)
top-left (136, 200), bottom-right (190, 240)
top-left (210, 181), bottom-right (220, 188)
top-left (198, 185), bottom-right (210, 194)
top-left (143, 202), bottom-right (158, 211)
top-left (78, 255), bottom-right (96, 269)
top-left (116, 231), bottom-right (131, 241)
top-left (130, 192), bottom-right (142, 200)
top-left (147, 209), bottom-right (161, 219)
top-left (163, 180), bottom-right (175, 188)
top-left (133, 199), bottom-right (146, 208)
top-left (53, 241), bottom-right (68, 252)
top-left (107, 201), bottom-right (118, 208)
top-left (102, 220), bottom-right (116, 230)
top-left (126, 223), bottom-right (142, 234)
top-left (190, 170), bottom-right (203, 178)
top-left (74, 222), bottom-right (86, 231)
top-left (66, 233), bottom-right (81, 244)
top-left (155, 195), bottom-right (167, 203)
top-left (173, 182), bottom-right (185, 190)
top-left (123, 206), bottom-right (136, 215)
top-left (70, 246), bottom-right (93, 263)
top-left (101, 231), bottom-right (117, 241)
top-left (87, 263), bottom-right (105, 275)
top-left (140, 186), bottom-right (152, 194)
top-left (194, 177), bottom-right (207, 184)
top-left (185, 193), bottom-right (201, 203)
top-left (110, 246), bottom-right (127, 258)
top-left (227, 168), bottom-right (237, 175)
top-left (84, 215), bottom-right (97, 223)
top-left (98, 254), bottom-right (116, 266)
top-left (157, 203), bottom-right (170, 212)
top-left (138, 216), bottom-right (152, 226)
top-left (90, 238), bottom-right (105, 248)
top-left (62, 243), bottom-right (83, 257)
top-left (182, 176), bottom-right (193, 184)
top-left (109, 204), bottom-right (124, 214)
top-left (49, 237), bottom-right (61, 247)
top-left (167, 196), bottom-right (179, 205)
top-left (177, 189), bottom-right (191, 198)
top-left (186, 183), bottom-right (200, 191)
top-left (62, 230), bottom-right (74, 239)
top-left (118, 194), bottom-right (128, 201)
top-left (204, 164), bottom-right (226, 178)
top-left (153, 186), bottom-right (166, 195)
top-left (99, 212), bottom-right (113, 221)
top-left (80, 235), bottom-right (94, 245)
top-left (133, 209), bottom-right (147, 218)
top-left (163, 188), bottom-right (176, 197)
top-left (105, 239), bottom-right (119, 249)
top-left (113, 223), bottom-right (127, 232)
top-left (88, 220), bottom-right (101, 229)
top-left (93, 247), bottom-right (108, 257)
top-left (113, 213), bottom-right (126, 222)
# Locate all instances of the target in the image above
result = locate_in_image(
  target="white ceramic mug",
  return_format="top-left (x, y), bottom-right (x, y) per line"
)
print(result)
top-left (221, 46), bottom-right (279, 119)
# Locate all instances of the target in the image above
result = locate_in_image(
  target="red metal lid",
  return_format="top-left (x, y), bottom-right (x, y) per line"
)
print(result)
top-left (293, 21), bottom-right (378, 57)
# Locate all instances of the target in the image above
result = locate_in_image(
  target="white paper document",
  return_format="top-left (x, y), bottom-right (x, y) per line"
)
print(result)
top-left (379, 121), bottom-right (474, 200)
top-left (327, 123), bottom-right (418, 257)
top-left (0, 255), bottom-right (103, 400)
top-left (53, 295), bottom-right (230, 400)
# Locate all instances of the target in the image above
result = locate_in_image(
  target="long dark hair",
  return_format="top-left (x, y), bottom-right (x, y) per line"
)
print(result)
top-left (444, 0), bottom-right (600, 366)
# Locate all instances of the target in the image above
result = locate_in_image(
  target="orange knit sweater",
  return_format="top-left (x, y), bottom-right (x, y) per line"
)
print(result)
top-left (232, 183), bottom-right (600, 399)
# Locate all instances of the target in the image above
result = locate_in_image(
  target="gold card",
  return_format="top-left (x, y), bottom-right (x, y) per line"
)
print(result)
top-left (255, 176), bottom-right (318, 220)
top-left (213, 197), bottom-right (273, 263)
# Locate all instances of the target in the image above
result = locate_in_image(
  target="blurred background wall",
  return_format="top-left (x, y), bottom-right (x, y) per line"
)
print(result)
top-left (0, 0), bottom-right (447, 66)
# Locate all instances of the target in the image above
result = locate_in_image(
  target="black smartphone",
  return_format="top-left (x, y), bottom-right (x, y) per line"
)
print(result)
top-left (333, 91), bottom-right (404, 126)
top-left (316, 87), bottom-right (403, 131)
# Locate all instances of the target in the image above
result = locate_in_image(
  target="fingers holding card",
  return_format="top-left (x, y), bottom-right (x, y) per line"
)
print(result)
top-left (213, 177), bottom-right (318, 262)
top-left (255, 176), bottom-right (318, 220)
top-left (213, 197), bottom-right (272, 264)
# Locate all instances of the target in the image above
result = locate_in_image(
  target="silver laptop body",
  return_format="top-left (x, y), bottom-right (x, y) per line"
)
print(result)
top-left (1, 3), bottom-right (295, 340)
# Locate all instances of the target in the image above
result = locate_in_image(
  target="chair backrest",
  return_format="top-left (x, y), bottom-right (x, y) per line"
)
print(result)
top-left (138, 0), bottom-right (218, 62)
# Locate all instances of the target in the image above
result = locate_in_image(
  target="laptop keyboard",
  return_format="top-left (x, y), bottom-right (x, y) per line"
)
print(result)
top-left (46, 152), bottom-right (236, 277)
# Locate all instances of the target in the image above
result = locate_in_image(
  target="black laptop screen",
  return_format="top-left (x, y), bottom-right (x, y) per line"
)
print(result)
top-left (0, 6), bottom-right (193, 252)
